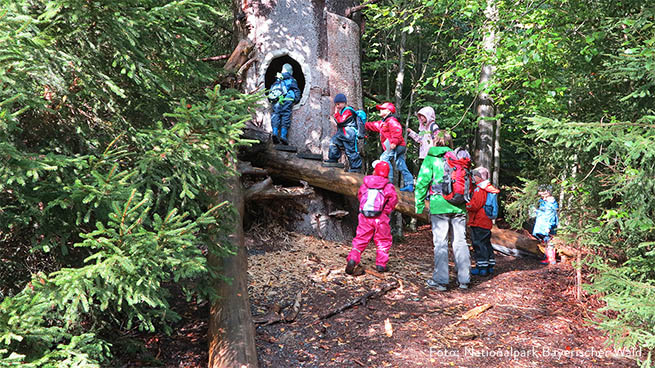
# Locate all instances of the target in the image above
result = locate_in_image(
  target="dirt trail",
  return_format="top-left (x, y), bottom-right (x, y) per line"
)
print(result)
top-left (248, 225), bottom-right (639, 368)
top-left (125, 225), bottom-right (639, 367)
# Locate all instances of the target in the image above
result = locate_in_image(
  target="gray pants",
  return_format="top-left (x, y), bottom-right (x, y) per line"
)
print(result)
top-left (430, 213), bottom-right (470, 285)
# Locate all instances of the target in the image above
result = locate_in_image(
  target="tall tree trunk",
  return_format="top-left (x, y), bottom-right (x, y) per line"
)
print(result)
top-left (208, 162), bottom-right (258, 368)
top-left (475, 0), bottom-right (498, 172)
top-left (208, 2), bottom-right (258, 366)
top-left (394, 28), bottom-right (406, 111)
top-left (493, 109), bottom-right (501, 185)
top-left (392, 26), bottom-right (408, 239)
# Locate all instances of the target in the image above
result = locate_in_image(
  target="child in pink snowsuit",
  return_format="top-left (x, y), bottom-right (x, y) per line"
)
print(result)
top-left (345, 161), bottom-right (398, 274)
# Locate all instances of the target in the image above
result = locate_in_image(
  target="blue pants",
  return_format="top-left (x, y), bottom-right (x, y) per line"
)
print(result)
top-left (380, 142), bottom-right (413, 186)
top-left (328, 126), bottom-right (362, 172)
top-left (470, 226), bottom-right (495, 268)
top-left (271, 100), bottom-right (293, 138)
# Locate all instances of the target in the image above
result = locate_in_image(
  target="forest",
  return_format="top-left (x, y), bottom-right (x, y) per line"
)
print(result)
top-left (0, 0), bottom-right (653, 367)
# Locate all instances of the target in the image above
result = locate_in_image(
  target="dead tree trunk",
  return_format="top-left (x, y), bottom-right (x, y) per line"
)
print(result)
top-left (207, 165), bottom-right (258, 368)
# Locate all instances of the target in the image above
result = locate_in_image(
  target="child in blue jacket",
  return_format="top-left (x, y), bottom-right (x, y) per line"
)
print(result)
top-left (268, 63), bottom-right (301, 145)
top-left (533, 184), bottom-right (559, 264)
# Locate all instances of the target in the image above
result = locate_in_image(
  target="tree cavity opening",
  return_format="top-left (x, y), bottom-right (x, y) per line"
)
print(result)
top-left (264, 55), bottom-right (306, 97)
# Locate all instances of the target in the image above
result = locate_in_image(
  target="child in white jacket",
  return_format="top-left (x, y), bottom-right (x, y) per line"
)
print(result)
top-left (407, 106), bottom-right (439, 160)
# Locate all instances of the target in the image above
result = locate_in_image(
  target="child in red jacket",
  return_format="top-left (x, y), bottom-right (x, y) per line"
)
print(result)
top-left (346, 161), bottom-right (398, 274)
top-left (466, 167), bottom-right (500, 276)
top-left (365, 102), bottom-right (414, 192)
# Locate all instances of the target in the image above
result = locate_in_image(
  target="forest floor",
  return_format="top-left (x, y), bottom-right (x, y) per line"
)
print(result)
top-left (130, 225), bottom-right (642, 367)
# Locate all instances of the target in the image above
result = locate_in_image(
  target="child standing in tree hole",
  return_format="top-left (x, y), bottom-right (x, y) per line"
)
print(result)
top-left (345, 160), bottom-right (398, 274)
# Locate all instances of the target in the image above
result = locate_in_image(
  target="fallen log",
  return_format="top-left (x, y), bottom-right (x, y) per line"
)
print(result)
top-left (317, 280), bottom-right (399, 321)
top-left (491, 226), bottom-right (576, 258)
top-left (249, 147), bottom-right (428, 222)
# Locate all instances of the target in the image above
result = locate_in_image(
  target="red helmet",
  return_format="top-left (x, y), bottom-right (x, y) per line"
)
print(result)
top-left (373, 161), bottom-right (390, 178)
top-left (375, 102), bottom-right (396, 114)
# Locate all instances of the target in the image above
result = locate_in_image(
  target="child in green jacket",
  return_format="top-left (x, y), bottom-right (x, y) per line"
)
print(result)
top-left (414, 131), bottom-right (471, 291)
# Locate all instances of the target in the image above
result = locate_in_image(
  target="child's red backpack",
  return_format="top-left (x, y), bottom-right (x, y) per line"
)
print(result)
top-left (440, 148), bottom-right (474, 205)
top-left (359, 184), bottom-right (391, 217)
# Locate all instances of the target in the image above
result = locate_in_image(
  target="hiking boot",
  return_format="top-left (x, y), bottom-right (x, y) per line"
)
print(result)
top-left (271, 135), bottom-right (279, 144)
top-left (345, 260), bottom-right (357, 275)
top-left (487, 266), bottom-right (495, 274)
top-left (399, 184), bottom-right (414, 192)
top-left (426, 279), bottom-right (447, 291)
top-left (470, 266), bottom-right (482, 275)
top-left (279, 137), bottom-right (289, 145)
top-left (375, 265), bottom-right (387, 273)
top-left (458, 283), bottom-right (469, 290)
top-left (471, 267), bottom-right (488, 276)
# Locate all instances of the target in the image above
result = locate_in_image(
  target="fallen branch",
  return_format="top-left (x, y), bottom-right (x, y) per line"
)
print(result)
top-left (244, 178), bottom-right (315, 202)
top-left (238, 161), bottom-right (269, 176)
top-left (364, 268), bottom-right (385, 279)
top-left (253, 304), bottom-right (284, 326)
top-left (244, 177), bottom-right (273, 200)
top-left (237, 57), bottom-right (257, 77)
top-left (253, 299), bottom-right (297, 326)
top-left (284, 291), bottom-right (303, 322)
top-left (452, 303), bottom-right (492, 327)
top-left (317, 280), bottom-right (399, 321)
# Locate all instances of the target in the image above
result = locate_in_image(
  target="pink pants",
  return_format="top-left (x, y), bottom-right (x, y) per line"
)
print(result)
top-left (348, 213), bottom-right (393, 267)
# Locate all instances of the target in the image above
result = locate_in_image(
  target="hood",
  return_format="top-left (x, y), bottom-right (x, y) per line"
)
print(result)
top-left (426, 146), bottom-right (451, 158)
top-left (478, 180), bottom-right (500, 194)
top-left (416, 107), bottom-right (436, 129)
top-left (363, 175), bottom-right (390, 189)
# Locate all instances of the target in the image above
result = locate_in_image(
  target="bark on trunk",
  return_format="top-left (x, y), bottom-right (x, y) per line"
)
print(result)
top-left (475, 0), bottom-right (498, 172)
top-left (392, 26), bottom-right (408, 238)
top-left (208, 168), bottom-right (258, 368)
top-left (493, 111), bottom-right (501, 185)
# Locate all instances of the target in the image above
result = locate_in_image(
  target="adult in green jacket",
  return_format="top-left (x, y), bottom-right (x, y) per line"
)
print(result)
top-left (414, 132), bottom-right (470, 291)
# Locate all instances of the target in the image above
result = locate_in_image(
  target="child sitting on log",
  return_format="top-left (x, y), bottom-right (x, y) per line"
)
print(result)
top-left (345, 160), bottom-right (398, 274)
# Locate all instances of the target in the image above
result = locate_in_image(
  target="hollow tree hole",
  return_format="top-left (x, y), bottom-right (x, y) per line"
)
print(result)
top-left (264, 55), bottom-right (306, 97)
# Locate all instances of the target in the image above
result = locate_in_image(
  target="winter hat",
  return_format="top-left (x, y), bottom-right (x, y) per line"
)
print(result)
top-left (282, 63), bottom-right (293, 74)
top-left (334, 93), bottom-right (347, 103)
top-left (473, 167), bottom-right (490, 181)
top-left (375, 102), bottom-right (396, 114)
top-left (373, 160), bottom-right (390, 178)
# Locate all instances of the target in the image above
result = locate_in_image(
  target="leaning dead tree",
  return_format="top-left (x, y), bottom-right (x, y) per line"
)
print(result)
top-left (248, 145), bottom-right (424, 222)
top-left (207, 158), bottom-right (258, 368)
